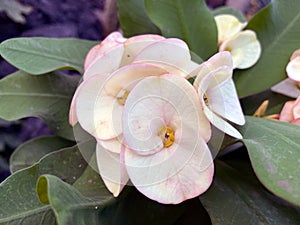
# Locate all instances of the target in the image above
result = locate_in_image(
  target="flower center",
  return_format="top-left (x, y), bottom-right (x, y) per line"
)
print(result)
top-left (117, 89), bottom-right (130, 105)
top-left (297, 81), bottom-right (300, 89)
top-left (158, 126), bottom-right (175, 148)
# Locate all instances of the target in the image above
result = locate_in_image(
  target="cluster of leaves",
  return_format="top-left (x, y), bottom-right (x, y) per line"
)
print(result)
top-left (0, 0), bottom-right (299, 224)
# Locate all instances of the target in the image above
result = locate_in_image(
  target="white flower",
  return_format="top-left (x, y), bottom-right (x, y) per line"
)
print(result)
top-left (215, 14), bottom-right (261, 69)
top-left (69, 32), bottom-right (202, 197)
top-left (119, 74), bottom-right (213, 204)
top-left (193, 51), bottom-right (245, 139)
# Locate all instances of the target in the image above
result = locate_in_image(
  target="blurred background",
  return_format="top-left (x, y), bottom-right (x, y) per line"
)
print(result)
top-left (0, 0), bottom-right (270, 181)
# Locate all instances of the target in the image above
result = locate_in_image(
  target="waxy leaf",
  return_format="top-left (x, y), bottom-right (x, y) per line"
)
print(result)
top-left (200, 160), bottom-right (300, 225)
top-left (145, 0), bottom-right (218, 60)
top-left (0, 71), bottom-right (80, 140)
top-left (118, 0), bottom-right (160, 37)
top-left (240, 116), bottom-right (300, 206)
top-left (10, 136), bottom-right (75, 173)
top-left (37, 175), bottom-right (112, 225)
top-left (0, 140), bottom-right (96, 225)
top-left (0, 38), bottom-right (97, 75)
top-left (234, 0), bottom-right (300, 97)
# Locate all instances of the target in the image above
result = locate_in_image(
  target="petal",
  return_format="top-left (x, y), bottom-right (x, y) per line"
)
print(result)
top-left (286, 56), bottom-right (300, 82)
top-left (95, 64), bottom-right (169, 140)
top-left (203, 105), bottom-right (243, 139)
top-left (69, 88), bottom-right (79, 126)
top-left (122, 74), bottom-right (211, 156)
top-left (279, 100), bottom-right (295, 122)
top-left (293, 96), bottom-right (300, 119)
top-left (121, 34), bottom-right (165, 65)
top-left (196, 66), bottom-right (232, 94)
top-left (220, 30), bottom-right (261, 69)
top-left (132, 38), bottom-right (192, 74)
top-left (84, 32), bottom-right (126, 71)
top-left (215, 14), bottom-right (247, 43)
top-left (208, 79), bottom-right (245, 125)
top-left (96, 142), bottom-right (129, 197)
top-left (192, 51), bottom-right (233, 89)
top-left (290, 49), bottom-right (300, 61)
top-left (271, 78), bottom-right (300, 99)
top-left (98, 135), bottom-right (123, 154)
top-left (124, 136), bottom-right (214, 204)
top-left (75, 74), bottom-right (109, 138)
top-left (291, 118), bottom-right (300, 126)
top-left (83, 44), bottom-right (124, 80)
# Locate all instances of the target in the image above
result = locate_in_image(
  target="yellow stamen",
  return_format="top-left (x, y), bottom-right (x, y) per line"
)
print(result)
top-left (117, 89), bottom-right (130, 105)
top-left (253, 100), bottom-right (269, 117)
top-left (158, 126), bottom-right (175, 148)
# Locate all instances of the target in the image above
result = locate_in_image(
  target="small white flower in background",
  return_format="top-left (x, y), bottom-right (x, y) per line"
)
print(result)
top-left (193, 51), bottom-right (245, 139)
top-left (215, 14), bottom-right (261, 69)
top-left (271, 49), bottom-right (300, 98)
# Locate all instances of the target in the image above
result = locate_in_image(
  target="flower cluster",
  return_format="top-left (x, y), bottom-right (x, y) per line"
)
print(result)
top-left (214, 14), bottom-right (261, 69)
top-left (70, 32), bottom-right (245, 204)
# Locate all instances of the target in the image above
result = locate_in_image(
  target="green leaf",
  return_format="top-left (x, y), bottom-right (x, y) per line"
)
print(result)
top-left (234, 0), bottom-right (300, 97)
top-left (118, 0), bottom-right (160, 37)
top-left (0, 38), bottom-right (97, 75)
top-left (0, 140), bottom-right (96, 225)
top-left (200, 160), bottom-right (300, 225)
top-left (145, 0), bottom-right (218, 60)
top-left (37, 175), bottom-right (112, 225)
top-left (239, 116), bottom-right (300, 206)
top-left (37, 175), bottom-right (193, 225)
top-left (0, 71), bottom-right (80, 140)
top-left (10, 136), bottom-right (75, 173)
top-left (212, 6), bottom-right (247, 22)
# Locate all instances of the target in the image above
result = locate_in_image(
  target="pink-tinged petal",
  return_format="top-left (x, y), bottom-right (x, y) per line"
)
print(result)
top-left (290, 49), bottom-right (300, 61)
top-left (123, 75), bottom-right (211, 156)
top-left (292, 96), bottom-right (300, 119)
top-left (84, 32), bottom-right (126, 71)
top-left (69, 88), bottom-right (79, 126)
top-left (94, 64), bottom-right (168, 140)
top-left (192, 52), bottom-right (233, 88)
top-left (286, 56), bottom-right (300, 82)
top-left (195, 66), bottom-right (232, 93)
top-left (124, 136), bottom-right (214, 204)
top-left (121, 34), bottom-right (165, 65)
top-left (215, 14), bottom-right (247, 43)
top-left (271, 78), bottom-right (300, 99)
top-left (75, 74), bottom-right (109, 138)
top-left (83, 44), bottom-right (124, 80)
top-left (98, 135), bottom-right (123, 154)
top-left (132, 38), bottom-right (192, 74)
top-left (208, 79), bottom-right (245, 125)
top-left (96, 142), bottom-right (129, 197)
top-left (291, 118), bottom-right (300, 126)
top-left (220, 30), bottom-right (261, 69)
top-left (196, 66), bottom-right (244, 137)
top-left (279, 100), bottom-right (296, 122)
top-left (203, 105), bottom-right (243, 139)
top-left (134, 61), bottom-right (189, 77)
